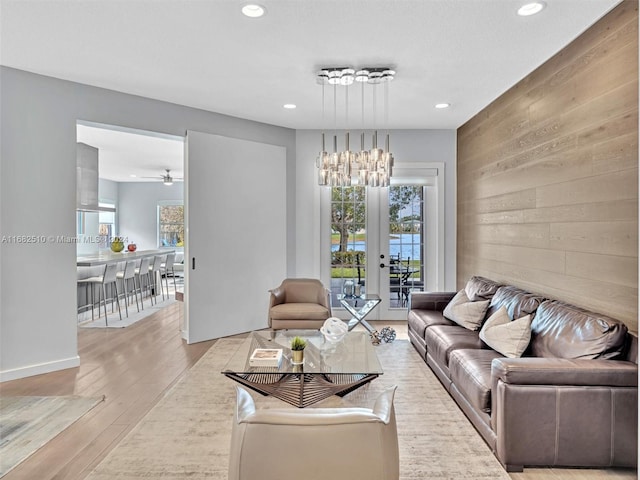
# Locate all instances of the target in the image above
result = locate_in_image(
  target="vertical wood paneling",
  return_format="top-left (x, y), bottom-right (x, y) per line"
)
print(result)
top-left (457, 1), bottom-right (638, 333)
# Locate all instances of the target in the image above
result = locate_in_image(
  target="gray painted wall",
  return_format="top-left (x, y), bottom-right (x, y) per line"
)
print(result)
top-left (119, 182), bottom-right (184, 251)
top-left (0, 66), bottom-right (296, 381)
top-left (295, 129), bottom-right (457, 291)
top-left (0, 66), bottom-right (457, 381)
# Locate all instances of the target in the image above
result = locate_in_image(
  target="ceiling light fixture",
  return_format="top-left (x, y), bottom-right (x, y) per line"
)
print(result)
top-left (315, 67), bottom-right (395, 187)
top-left (283, 104), bottom-right (296, 109)
top-left (435, 103), bottom-right (450, 109)
top-left (241, 4), bottom-right (266, 18)
top-left (517, 2), bottom-right (545, 16)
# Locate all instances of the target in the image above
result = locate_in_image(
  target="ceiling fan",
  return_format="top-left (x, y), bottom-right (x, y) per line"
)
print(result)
top-left (142, 169), bottom-right (183, 185)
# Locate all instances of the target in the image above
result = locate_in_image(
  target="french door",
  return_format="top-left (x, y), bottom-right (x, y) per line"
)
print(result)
top-left (322, 163), bottom-right (444, 321)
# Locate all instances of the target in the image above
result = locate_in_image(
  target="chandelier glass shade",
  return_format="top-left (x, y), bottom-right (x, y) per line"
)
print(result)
top-left (315, 67), bottom-right (395, 187)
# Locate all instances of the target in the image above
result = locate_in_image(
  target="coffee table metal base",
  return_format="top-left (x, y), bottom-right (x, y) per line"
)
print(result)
top-left (223, 371), bottom-right (379, 408)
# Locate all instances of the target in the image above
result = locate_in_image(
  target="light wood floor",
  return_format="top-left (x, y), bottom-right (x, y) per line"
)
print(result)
top-left (0, 305), bottom-right (636, 479)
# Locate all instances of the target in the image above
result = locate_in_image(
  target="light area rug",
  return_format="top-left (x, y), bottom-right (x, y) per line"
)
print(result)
top-left (86, 337), bottom-right (511, 479)
top-left (80, 298), bottom-right (177, 328)
top-left (0, 395), bottom-right (104, 477)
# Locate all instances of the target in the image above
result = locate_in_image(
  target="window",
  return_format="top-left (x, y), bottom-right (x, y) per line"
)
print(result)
top-left (330, 186), bottom-right (366, 308)
top-left (158, 203), bottom-right (184, 247)
top-left (98, 204), bottom-right (115, 249)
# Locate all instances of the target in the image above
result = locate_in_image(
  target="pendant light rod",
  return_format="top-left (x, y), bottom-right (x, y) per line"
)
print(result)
top-left (315, 66), bottom-right (396, 187)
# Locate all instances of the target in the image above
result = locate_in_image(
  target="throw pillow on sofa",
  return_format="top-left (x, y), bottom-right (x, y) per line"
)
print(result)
top-left (479, 305), bottom-right (532, 358)
top-left (443, 289), bottom-right (490, 330)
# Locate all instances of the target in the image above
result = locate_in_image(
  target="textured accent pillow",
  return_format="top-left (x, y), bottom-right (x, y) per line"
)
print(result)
top-left (479, 306), bottom-right (532, 358)
top-left (442, 290), bottom-right (490, 331)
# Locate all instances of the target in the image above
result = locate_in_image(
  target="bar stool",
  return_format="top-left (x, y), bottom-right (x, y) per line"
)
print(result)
top-left (160, 253), bottom-right (177, 294)
top-left (135, 257), bottom-right (153, 309)
top-left (77, 263), bottom-right (122, 326)
top-left (116, 260), bottom-right (139, 317)
top-left (149, 255), bottom-right (165, 303)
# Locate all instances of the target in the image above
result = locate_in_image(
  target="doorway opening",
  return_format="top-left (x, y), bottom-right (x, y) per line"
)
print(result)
top-left (75, 121), bottom-right (185, 328)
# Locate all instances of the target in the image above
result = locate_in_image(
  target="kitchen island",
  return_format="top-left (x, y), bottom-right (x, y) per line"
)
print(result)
top-left (77, 249), bottom-right (173, 266)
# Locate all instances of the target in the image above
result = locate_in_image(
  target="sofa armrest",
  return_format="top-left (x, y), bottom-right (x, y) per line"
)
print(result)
top-left (269, 286), bottom-right (286, 307)
top-left (408, 291), bottom-right (456, 312)
top-left (492, 357), bottom-right (638, 387)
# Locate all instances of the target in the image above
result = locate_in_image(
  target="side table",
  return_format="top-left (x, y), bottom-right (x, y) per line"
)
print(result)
top-left (338, 294), bottom-right (381, 333)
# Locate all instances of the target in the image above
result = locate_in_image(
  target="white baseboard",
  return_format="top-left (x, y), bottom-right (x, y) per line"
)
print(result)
top-left (0, 355), bottom-right (80, 382)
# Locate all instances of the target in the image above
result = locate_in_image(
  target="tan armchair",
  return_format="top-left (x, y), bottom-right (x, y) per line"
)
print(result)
top-left (268, 278), bottom-right (331, 329)
top-left (229, 385), bottom-right (399, 480)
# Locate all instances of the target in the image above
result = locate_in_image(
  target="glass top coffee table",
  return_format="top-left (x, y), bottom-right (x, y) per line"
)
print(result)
top-left (222, 330), bottom-right (383, 408)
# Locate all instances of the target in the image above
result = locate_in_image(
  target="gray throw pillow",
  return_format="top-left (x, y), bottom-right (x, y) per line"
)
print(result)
top-left (443, 289), bottom-right (490, 331)
top-left (479, 306), bottom-right (532, 358)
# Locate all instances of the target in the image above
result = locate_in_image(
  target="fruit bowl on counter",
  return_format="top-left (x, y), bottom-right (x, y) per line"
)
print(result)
top-left (110, 237), bottom-right (125, 252)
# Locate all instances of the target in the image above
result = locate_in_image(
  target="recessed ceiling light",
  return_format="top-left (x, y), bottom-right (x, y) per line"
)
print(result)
top-left (283, 104), bottom-right (296, 109)
top-left (242, 4), bottom-right (266, 18)
top-left (517, 2), bottom-right (546, 16)
top-left (129, 174), bottom-right (137, 178)
top-left (435, 103), bottom-right (450, 109)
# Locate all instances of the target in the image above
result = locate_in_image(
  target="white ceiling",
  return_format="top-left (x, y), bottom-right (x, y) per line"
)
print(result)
top-left (1, 0), bottom-right (621, 132)
top-left (3, 0), bottom-right (622, 182)
top-left (77, 123), bottom-right (184, 183)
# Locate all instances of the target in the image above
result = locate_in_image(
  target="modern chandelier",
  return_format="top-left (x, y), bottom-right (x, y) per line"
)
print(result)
top-left (315, 67), bottom-right (396, 187)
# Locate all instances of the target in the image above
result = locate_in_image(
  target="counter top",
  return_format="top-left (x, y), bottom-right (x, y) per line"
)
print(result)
top-left (77, 249), bottom-right (174, 267)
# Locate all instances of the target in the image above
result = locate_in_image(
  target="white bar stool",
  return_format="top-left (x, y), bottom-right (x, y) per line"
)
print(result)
top-left (135, 257), bottom-right (153, 309)
top-left (116, 260), bottom-right (139, 317)
top-left (161, 253), bottom-right (177, 293)
top-left (149, 255), bottom-right (165, 303)
top-left (77, 263), bottom-right (122, 326)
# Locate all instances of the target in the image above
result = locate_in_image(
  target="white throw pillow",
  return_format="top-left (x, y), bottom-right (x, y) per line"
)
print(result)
top-left (479, 306), bottom-right (532, 358)
top-left (442, 290), bottom-right (490, 331)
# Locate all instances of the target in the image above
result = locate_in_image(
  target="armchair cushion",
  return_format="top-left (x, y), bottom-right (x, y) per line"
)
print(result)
top-left (269, 303), bottom-right (330, 321)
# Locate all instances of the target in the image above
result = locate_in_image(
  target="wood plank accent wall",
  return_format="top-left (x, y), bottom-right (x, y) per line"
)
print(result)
top-left (456, 1), bottom-right (639, 332)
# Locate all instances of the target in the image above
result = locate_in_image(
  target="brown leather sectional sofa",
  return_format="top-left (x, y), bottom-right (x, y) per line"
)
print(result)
top-left (408, 276), bottom-right (638, 472)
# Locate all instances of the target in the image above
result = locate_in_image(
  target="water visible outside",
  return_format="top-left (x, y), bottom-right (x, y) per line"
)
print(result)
top-left (331, 233), bottom-right (422, 260)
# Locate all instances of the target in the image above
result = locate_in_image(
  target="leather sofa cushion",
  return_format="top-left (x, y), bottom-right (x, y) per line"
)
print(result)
top-left (465, 276), bottom-right (502, 302)
top-left (487, 285), bottom-right (546, 322)
top-left (450, 349), bottom-right (504, 413)
top-left (531, 300), bottom-right (628, 359)
top-left (408, 309), bottom-right (454, 339)
top-left (426, 325), bottom-right (483, 368)
top-left (270, 303), bottom-right (330, 320)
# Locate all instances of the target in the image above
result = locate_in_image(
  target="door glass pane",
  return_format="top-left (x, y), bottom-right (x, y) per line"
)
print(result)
top-left (388, 185), bottom-right (424, 308)
top-left (330, 186), bottom-right (366, 308)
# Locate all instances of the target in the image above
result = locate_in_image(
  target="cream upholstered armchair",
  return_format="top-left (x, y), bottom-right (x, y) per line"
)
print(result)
top-left (229, 385), bottom-right (399, 480)
top-left (268, 278), bottom-right (331, 329)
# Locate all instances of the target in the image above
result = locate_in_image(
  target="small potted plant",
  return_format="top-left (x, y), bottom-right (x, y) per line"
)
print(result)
top-left (290, 336), bottom-right (307, 364)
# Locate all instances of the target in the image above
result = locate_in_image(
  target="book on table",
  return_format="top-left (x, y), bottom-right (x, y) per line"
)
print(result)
top-left (249, 348), bottom-right (283, 367)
